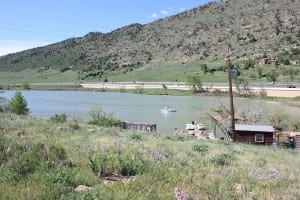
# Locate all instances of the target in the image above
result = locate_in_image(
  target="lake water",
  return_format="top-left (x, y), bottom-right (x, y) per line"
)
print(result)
top-left (1, 90), bottom-right (299, 134)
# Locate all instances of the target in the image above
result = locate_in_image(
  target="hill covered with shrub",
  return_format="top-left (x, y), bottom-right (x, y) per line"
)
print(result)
top-left (0, 0), bottom-right (299, 82)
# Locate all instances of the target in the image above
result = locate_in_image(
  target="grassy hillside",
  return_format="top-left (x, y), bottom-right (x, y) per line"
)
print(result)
top-left (0, 0), bottom-right (299, 83)
top-left (0, 112), bottom-right (300, 199)
top-left (0, 59), bottom-right (299, 85)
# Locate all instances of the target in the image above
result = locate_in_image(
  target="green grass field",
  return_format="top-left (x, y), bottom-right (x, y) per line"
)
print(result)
top-left (0, 68), bottom-right (78, 85)
top-left (106, 61), bottom-right (229, 82)
top-left (0, 112), bottom-right (300, 199)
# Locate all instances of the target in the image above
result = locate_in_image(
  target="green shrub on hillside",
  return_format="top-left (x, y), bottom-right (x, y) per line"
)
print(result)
top-left (69, 119), bottom-right (81, 130)
top-left (266, 70), bottom-right (279, 84)
top-left (88, 107), bottom-right (103, 121)
top-left (50, 113), bottom-right (67, 123)
top-left (268, 110), bottom-right (289, 131)
top-left (130, 133), bottom-right (142, 141)
top-left (243, 59), bottom-right (254, 70)
top-left (193, 144), bottom-right (209, 154)
top-left (211, 153), bottom-right (235, 166)
top-left (88, 107), bottom-right (121, 127)
top-left (0, 97), bottom-right (8, 113)
top-left (1, 152), bottom-right (38, 182)
top-left (0, 141), bottom-right (73, 184)
top-left (200, 63), bottom-right (208, 74)
top-left (89, 148), bottom-right (150, 177)
top-left (291, 48), bottom-right (300, 56)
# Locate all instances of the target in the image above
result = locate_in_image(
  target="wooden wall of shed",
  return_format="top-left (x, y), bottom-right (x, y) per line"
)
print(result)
top-left (235, 131), bottom-right (273, 145)
top-left (296, 135), bottom-right (300, 151)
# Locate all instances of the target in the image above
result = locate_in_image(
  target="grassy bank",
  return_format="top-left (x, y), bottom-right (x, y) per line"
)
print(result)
top-left (1, 84), bottom-right (194, 96)
top-left (0, 112), bottom-right (299, 199)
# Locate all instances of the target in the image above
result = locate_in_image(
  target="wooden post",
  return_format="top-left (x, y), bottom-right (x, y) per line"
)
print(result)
top-left (213, 121), bottom-right (217, 138)
top-left (227, 48), bottom-right (235, 140)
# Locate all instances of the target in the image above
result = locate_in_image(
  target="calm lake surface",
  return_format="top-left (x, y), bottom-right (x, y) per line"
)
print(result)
top-left (1, 90), bottom-right (299, 134)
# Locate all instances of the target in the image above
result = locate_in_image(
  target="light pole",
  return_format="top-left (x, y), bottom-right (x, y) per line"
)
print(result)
top-left (227, 48), bottom-right (235, 140)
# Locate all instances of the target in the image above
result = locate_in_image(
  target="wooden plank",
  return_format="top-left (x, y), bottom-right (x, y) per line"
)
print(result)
top-left (265, 137), bottom-right (274, 146)
top-left (295, 135), bottom-right (300, 150)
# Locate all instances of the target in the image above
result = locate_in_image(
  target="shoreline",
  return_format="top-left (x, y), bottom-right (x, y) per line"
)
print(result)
top-left (1, 82), bottom-right (300, 98)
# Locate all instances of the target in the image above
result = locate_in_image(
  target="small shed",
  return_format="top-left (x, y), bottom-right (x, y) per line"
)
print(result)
top-left (235, 124), bottom-right (274, 145)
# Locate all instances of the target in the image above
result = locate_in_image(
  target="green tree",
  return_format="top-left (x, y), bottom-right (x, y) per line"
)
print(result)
top-left (291, 48), bottom-right (300, 55)
top-left (8, 91), bottom-right (29, 115)
top-left (266, 70), bottom-right (279, 84)
top-left (186, 75), bottom-right (203, 93)
top-left (88, 107), bottom-right (121, 127)
top-left (268, 110), bottom-right (288, 131)
top-left (287, 68), bottom-right (299, 82)
top-left (88, 107), bottom-right (103, 121)
top-left (256, 66), bottom-right (263, 80)
top-left (284, 59), bottom-right (290, 65)
top-left (200, 64), bottom-right (208, 74)
top-left (50, 113), bottom-right (67, 123)
top-left (21, 82), bottom-right (31, 90)
top-left (243, 59), bottom-right (254, 70)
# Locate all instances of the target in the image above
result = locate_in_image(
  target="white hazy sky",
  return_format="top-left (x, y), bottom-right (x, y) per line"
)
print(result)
top-left (0, 0), bottom-right (210, 56)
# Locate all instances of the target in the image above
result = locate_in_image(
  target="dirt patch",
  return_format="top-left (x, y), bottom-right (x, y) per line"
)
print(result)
top-left (263, 89), bottom-right (300, 98)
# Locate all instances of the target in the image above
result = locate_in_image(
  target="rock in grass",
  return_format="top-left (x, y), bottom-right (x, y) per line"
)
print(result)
top-left (74, 185), bottom-right (92, 192)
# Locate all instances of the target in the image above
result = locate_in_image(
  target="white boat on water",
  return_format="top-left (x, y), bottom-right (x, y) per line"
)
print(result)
top-left (160, 106), bottom-right (177, 113)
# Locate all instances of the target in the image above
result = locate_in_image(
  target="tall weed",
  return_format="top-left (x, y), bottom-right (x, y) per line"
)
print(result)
top-left (89, 147), bottom-right (150, 177)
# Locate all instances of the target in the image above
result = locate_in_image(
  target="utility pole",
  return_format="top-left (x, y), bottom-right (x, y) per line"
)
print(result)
top-left (227, 48), bottom-right (235, 141)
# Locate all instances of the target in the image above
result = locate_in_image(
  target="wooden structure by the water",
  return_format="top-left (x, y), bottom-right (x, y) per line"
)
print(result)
top-left (235, 124), bottom-right (274, 146)
top-left (121, 121), bottom-right (156, 133)
top-left (276, 131), bottom-right (300, 150)
top-left (210, 114), bottom-right (276, 146)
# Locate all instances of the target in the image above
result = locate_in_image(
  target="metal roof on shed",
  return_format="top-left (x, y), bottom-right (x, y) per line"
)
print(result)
top-left (235, 124), bottom-right (274, 132)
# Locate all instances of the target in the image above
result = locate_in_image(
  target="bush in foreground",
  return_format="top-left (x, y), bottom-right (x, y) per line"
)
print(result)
top-left (89, 147), bottom-right (150, 177)
top-left (88, 107), bottom-right (121, 127)
top-left (50, 113), bottom-right (67, 123)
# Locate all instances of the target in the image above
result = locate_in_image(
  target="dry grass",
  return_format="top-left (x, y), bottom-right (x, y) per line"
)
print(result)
top-left (0, 112), bottom-right (300, 199)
